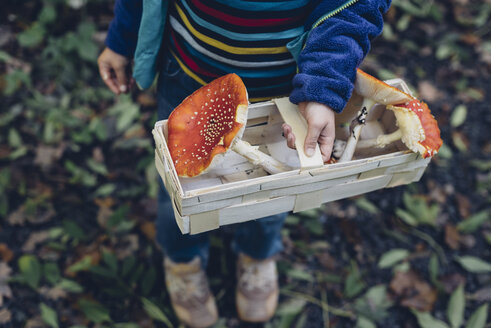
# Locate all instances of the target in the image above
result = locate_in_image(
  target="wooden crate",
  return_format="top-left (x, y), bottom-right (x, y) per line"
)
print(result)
top-left (152, 79), bottom-right (431, 234)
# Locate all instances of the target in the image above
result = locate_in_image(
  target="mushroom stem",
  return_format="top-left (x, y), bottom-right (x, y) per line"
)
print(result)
top-left (232, 139), bottom-right (291, 175)
top-left (339, 98), bottom-right (376, 162)
top-left (357, 129), bottom-right (403, 148)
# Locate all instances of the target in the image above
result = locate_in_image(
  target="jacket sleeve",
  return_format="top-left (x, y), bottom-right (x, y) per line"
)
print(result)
top-left (289, 0), bottom-right (391, 113)
top-left (105, 0), bottom-right (143, 57)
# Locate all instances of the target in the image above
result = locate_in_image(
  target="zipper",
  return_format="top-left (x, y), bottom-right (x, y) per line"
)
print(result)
top-left (311, 0), bottom-right (360, 29)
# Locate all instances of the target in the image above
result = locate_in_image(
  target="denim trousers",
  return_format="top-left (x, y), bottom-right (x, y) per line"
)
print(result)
top-left (155, 54), bottom-right (286, 267)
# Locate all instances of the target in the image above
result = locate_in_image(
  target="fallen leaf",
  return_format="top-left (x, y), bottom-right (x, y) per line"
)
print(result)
top-left (444, 224), bottom-right (461, 250)
top-left (418, 81), bottom-right (442, 102)
top-left (440, 273), bottom-right (467, 294)
top-left (390, 270), bottom-right (437, 311)
top-left (469, 286), bottom-right (491, 302)
top-left (114, 234), bottom-right (139, 259)
top-left (39, 286), bottom-right (68, 300)
top-left (34, 144), bottom-right (65, 169)
top-left (0, 262), bottom-right (13, 306)
top-left (140, 221), bottom-right (156, 241)
top-left (22, 230), bottom-right (51, 252)
top-left (0, 308), bottom-right (12, 325)
top-left (455, 193), bottom-right (471, 218)
top-left (0, 244), bottom-right (14, 262)
top-left (316, 252), bottom-right (338, 271)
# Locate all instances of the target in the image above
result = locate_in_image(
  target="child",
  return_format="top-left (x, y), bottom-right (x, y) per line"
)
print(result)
top-left (98, 0), bottom-right (390, 326)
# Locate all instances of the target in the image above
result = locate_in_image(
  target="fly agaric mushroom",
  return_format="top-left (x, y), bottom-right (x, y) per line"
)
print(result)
top-left (339, 69), bottom-right (414, 162)
top-left (168, 73), bottom-right (291, 177)
top-left (351, 99), bottom-right (442, 158)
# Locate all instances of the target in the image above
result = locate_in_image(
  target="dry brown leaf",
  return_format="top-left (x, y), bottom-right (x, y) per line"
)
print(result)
top-left (440, 273), bottom-right (466, 294)
top-left (39, 286), bottom-right (68, 300)
top-left (22, 230), bottom-right (51, 252)
top-left (0, 308), bottom-right (12, 325)
top-left (0, 244), bottom-right (14, 262)
top-left (390, 270), bottom-right (437, 311)
top-left (418, 81), bottom-right (442, 102)
top-left (0, 262), bottom-right (13, 307)
top-left (114, 234), bottom-right (139, 259)
top-left (470, 286), bottom-right (491, 302)
top-left (455, 193), bottom-right (471, 218)
top-left (316, 252), bottom-right (337, 271)
top-left (92, 147), bottom-right (105, 163)
top-left (140, 221), bottom-right (156, 241)
top-left (24, 316), bottom-right (45, 328)
top-left (444, 224), bottom-right (461, 250)
top-left (34, 144), bottom-right (65, 169)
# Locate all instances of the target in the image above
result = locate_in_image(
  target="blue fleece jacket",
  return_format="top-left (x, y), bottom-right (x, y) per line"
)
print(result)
top-left (105, 0), bottom-right (390, 113)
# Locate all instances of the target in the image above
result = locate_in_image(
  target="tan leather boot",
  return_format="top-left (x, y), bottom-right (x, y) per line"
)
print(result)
top-left (236, 253), bottom-right (279, 322)
top-left (164, 257), bottom-right (218, 328)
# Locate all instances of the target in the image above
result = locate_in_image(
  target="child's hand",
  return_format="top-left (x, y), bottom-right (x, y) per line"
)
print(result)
top-left (97, 47), bottom-right (132, 94)
top-left (282, 101), bottom-right (335, 162)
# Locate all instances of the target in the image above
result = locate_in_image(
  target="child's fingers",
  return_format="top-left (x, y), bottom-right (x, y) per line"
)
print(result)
top-left (114, 65), bottom-right (128, 93)
top-left (282, 124), bottom-right (296, 149)
top-left (99, 65), bottom-right (120, 94)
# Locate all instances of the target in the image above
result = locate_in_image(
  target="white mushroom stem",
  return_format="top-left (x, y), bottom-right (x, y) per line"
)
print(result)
top-left (232, 139), bottom-right (291, 174)
top-left (357, 129), bottom-right (403, 148)
top-left (333, 128), bottom-right (403, 157)
top-left (339, 98), bottom-right (376, 162)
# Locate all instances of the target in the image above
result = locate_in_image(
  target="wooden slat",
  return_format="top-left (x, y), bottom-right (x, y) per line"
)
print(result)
top-left (181, 195), bottom-right (243, 216)
top-left (219, 196), bottom-right (295, 226)
top-left (189, 211), bottom-right (220, 234)
top-left (294, 175), bottom-right (392, 212)
top-left (274, 98), bottom-right (324, 170)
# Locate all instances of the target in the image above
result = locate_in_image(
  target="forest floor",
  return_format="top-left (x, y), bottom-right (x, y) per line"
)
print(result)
top-left (0, 0), bottom-right (490, 327)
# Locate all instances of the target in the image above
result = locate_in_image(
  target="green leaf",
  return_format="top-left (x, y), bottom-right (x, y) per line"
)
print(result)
top-left (344, 262), bottom-right (365, 298)
top-left (457, 211), bottom-right (490, 233)
top-left (356, 316), bottom-right (377, 328)
top-left (67, 255), bottom-right (93, 273)
top-left (18, 23), bottom-right (46, 47)
top-left (450, 105), bottom-right (467, 128)
top-left (429, 253), bottom-right (439, 285)
top-left (286, 268), bottom-right (314, 282)
top-left (94, 184), bottom-right (116, 197)
top-left (465, 303), bottom-right (488, 328)
top-left (38, 5), bottom-right (56, 24)
top-left (57, 279), bottom-right (83, 293)
top-left (102, 251), bottom-right (118, 273)
top-left (43, 262), bottom-right (61, 285)
top-left (78, 299), bottom-right (112, 323)
top-left (141, 266), bottom-right (156, 296)
top-left (412, 310), bottom-right (450, 328)
top-left (141, 298), bottom-right (174, 327)
top-left (447, 284), bottom-right (465, 328)
top-left (114, 324), bottom-right (139, 328)
top-left (18, 255), bottom-right (41, 289)
top-left (455, 256), bottom-right (491, 273)
top-left (355, 197), bottom-right (380, 215)
top-left (396, 208), bottom-right (418, 226)
top-left (40, 303), bottom-right (59, 328)
top-left (354, 285), bottom-right (393, 323)
top-left (437, 143), bottom-right (453, 160)
top-left (378, 249), bottom-right (410, 269)
top-left (62, 220), bottom-right (86, 240)
top-left (276, 297), bottom-right (307, 316)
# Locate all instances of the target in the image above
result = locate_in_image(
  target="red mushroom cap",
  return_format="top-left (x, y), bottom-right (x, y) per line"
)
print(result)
top-left (168, 74), bottom-right (248, 177)
top-left (388, 100), bottom-right (443, 158)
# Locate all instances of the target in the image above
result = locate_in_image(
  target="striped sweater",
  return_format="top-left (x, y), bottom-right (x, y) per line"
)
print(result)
top-left (105, 0), bottom-right (391, 112)
top-left (168, 0), bottom-right (314, 102)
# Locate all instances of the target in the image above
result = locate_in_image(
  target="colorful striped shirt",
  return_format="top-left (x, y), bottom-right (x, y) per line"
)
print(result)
top-left (168, 0), bottom-right (315, 102)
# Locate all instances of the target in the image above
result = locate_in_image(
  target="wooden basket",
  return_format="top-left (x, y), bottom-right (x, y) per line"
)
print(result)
top-left (152, 79), bottom-right (431, 234)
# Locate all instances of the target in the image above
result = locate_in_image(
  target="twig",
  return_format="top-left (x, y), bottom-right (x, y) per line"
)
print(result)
top-left (321, 288), bottom-right (330, 328)
top-left (280, 289), bottom-right (355, 319)
top-left (408, 228), bottom-right (448, 265)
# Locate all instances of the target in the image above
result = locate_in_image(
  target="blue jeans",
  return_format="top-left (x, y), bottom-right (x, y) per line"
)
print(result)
top-left (156, 54), bottom-right (286, 267)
